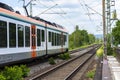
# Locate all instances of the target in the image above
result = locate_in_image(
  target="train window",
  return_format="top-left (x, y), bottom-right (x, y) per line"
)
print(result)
top-left (49, 31), bottom-right (51, 42)
top-left (54, 33), bottom-right (56, 46)
top-left (53, 33), bottom-right (55, 46)
top-left (0, 20), bottom-right (7, 48)
top-left (57, 34), bottom-right (60, 46)
top-left (42, 30), bottom-right (45, 42)
top-left (37, 29), bottom-right (41, 46)
top-left (57, 33), bottom-right (59, 46)
top-left (65, 35), bottom-right (67, 42)
top-left (56, 33), bottom-right (58, 46)
top-left (55, 33), bottom-right (57, 46)
top-left (18, 24), bottom-right (24, 47)
top-left (25, 26), bottom-right (30, 47)
top-left (61, 34), bottom-right (63, 46)
top-left (9, 23), bottom-right (16, 47)
top-left (63, 35), bottom-right (65, 45)
top-left (52, 32), bottom-right (54, 46)
top-left (59, 34), bottom-right (61, 45)
top-left (58, 34), bottom-right (60, 46)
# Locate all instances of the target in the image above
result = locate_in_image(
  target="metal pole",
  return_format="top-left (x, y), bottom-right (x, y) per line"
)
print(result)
top-left (102, 0), bottom-right (107, 57)
top-left (30, 3), bottom-right (32, 17)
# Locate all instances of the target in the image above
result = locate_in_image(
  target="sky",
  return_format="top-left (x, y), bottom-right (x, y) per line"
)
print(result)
top-left (0, 0), bottom-right (120, 35)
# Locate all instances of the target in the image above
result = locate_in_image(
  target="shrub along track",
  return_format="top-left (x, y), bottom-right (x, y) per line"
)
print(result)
top-left (25, 45), bottom-right (99, 80)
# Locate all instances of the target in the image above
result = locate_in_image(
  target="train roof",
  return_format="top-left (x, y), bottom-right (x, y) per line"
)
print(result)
top-left (32, 17), bottom-right (63, 29)
top-left (0, 4), bottom-right (68, 33)
top-left (0, 2), bottom-right (14, 12)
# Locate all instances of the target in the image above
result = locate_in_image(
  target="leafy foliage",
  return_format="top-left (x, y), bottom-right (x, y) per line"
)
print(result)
top-left (0, 74), bottom-right (6, 80)
top-left (88, 34), bottom-right (95, 44)
top-left (20, 65), bottom-right (30, 77)
top-left (2, 66), bottom-right (23, 80)
top-left (96, 46), bottom-right (103, 57)
top-left (48, 57), bottom-right (56, 65)
top-left (112, 20), bottom-right (120, 46)
top-left (86, 69), bottom-right (95, 78)
top-left (0, 65), bottom-right (30, 80)
top-left (69, 25), bottom-right (95, 49)
top-left (58, 53), bottom-right (71, 60)
top-left (106, 34), bottom-right (113, 55)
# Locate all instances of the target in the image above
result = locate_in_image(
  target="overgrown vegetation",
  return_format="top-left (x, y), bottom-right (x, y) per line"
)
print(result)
top-left (20, 65), bottom-right (30, 77)
top-left (0, 74), bottom-right (6, 80)
top-left (104, 20), bottom-right (120, 56)
top-left (69, 25), bottom-right (96, 50)
top-left (48, 57), bottom-right (56, 65)
top-left (58, 53), bottom-right (71, 60)
top-left (86, 69), bottom-right (96, 79)
top-left (0, 65), bottom-right (30, 80)
top-left (112, 20), bottom-right (120, 46)
top-left (96, 46), bottom-right (103, 57)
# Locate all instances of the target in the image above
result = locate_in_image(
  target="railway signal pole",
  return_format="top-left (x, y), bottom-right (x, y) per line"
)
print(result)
top-left (102, 0), bottom-right (107, 57)
top-left (106, 0), bottom-right (116, 47)
top-left (103, 0), bottom-right (116, 57)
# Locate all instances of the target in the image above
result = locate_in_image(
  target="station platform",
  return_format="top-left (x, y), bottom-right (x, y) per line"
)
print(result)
top-left (102, 56), bottom-right (120, 80)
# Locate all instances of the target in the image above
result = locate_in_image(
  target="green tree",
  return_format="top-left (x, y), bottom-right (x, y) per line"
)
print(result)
top-left (88, 34), bottom-right (95, 44)
top-left (69, 25), bottom-right (95, 49)
top-left (81, 30), bottom-right (89, 45)
top-left (107, 34), bottom-right (113, 55)
top-left (69, 25), bottom-right (82, 48)
top-left (112, 20), bottom-right (120, 46)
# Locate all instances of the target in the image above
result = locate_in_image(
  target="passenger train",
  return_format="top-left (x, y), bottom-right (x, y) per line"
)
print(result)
top-left (0, 2), bottom-right (68, 66)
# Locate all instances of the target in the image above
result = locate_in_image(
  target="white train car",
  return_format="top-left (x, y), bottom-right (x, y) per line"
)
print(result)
top-left (0, 2), bottom-right (68, 66)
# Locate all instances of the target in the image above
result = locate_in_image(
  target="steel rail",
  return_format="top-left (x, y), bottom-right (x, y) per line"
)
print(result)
top-left (28, 49), bottom-right (96, 80)
top-left (64, 49), bottom-right (96, 80)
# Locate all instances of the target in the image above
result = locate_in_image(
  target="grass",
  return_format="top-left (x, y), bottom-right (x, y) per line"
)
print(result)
top-left (48, 57), bottom-right (56, 65)
top-left (86, 69), bottom-right (96, 79)
top-left (58, 53), bottom-right (71, 60)
top-left (69, 43), bottom-right (96, 51)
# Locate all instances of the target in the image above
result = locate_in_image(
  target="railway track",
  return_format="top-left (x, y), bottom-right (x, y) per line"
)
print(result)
top-left (25, 45), bottom-right (99, 80)
top-left (26, 45), bottom-right (97, 67)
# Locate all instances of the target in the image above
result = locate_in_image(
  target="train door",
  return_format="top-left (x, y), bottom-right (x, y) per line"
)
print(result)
top-left (31, 25), bottom-right (36, 58)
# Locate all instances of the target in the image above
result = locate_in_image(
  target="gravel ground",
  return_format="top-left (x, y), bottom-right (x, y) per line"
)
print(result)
top-left (29, 59), bottom-right (64, 75)
top-left (40, 54), bottom-right (92, 80)
top-left (28, 47), bottom-right (93, 76)
top-left (80, 58), bottom-right (97, 80)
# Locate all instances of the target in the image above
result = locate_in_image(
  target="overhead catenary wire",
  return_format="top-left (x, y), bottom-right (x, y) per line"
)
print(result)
top-left (35, 4), bottom-right (58, 16)
top-left (79, 0), bottom-right (96, 27)
top-left (50, 0), bottom-right (66, 15)
top-left (35, 0), bottom-right (75, 26)
top-left (85, 4), bottom-right (102, 16)
top-left (48, 0), bottom-right (76, 26)
top-left (78, 0), bottom-right (103, 33)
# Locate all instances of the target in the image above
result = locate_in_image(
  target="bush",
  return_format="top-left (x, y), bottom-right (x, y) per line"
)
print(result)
top-left (86, 70), bottom-right (95, 78)
top-left (20, 65), bottom-right (30, 77)
top-left (96, 48), bottom-right (103, 58)
top-left (58, 53), bottom-right (71, 60)
top-left (2, 66), bottom-right (23, 80)
top-left (58, 54), bottom-right (65, 60)
top-left (49, 57), bottom-right (56, 65)
top-left (64, 53), bottom-right (71, 60)
top-left (107, 44), bottom-right (113, 55)
top-left (0, 74), bottom-right (6, 80)
top-left (0, 65), bottom-right (30, 80)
